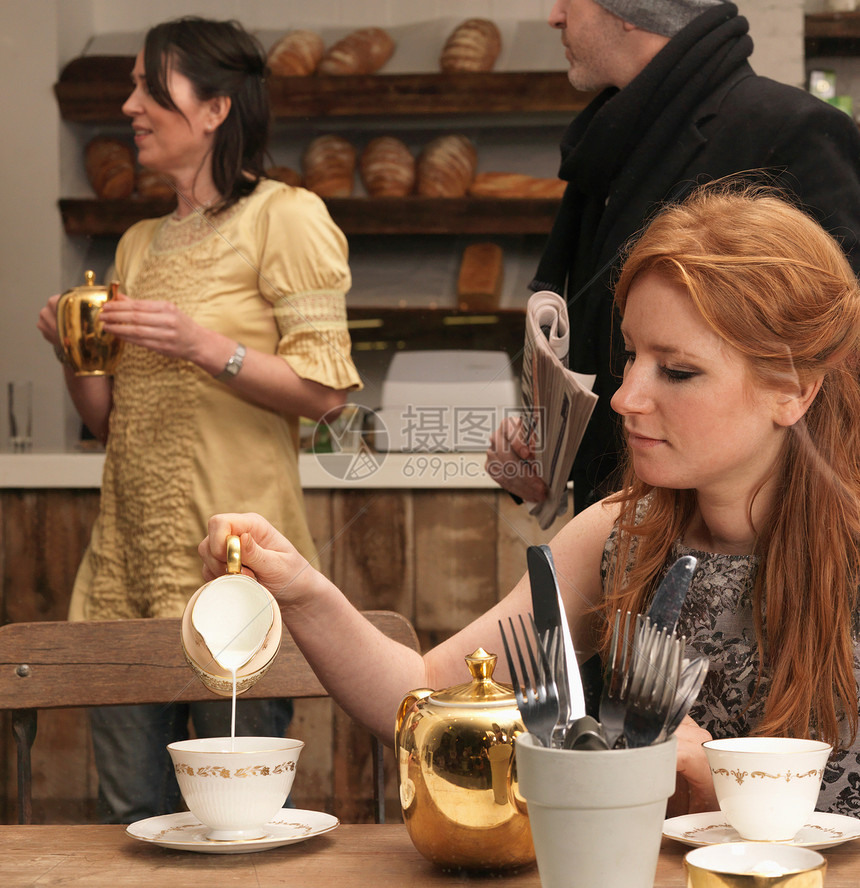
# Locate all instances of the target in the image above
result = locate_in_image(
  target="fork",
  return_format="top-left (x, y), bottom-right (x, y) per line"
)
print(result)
top-left (598, 609), bottom-right (633, 749)
top-left (499, 615), bottom-right (560, 748)
top-left (657, 654), bottom-right (708, 742)
top-left (623, 621), bottom-right (683, 748)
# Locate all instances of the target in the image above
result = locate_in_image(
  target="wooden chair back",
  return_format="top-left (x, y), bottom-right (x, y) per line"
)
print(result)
top-left (0, 610), bottom-right (419, 825)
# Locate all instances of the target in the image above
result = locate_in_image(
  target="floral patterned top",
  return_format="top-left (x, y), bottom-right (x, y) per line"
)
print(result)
top-left (602, 526), bottom-right (860, 816)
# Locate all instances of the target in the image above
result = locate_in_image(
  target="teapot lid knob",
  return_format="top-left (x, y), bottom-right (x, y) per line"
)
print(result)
top-left (426, 647), bottom-right (513, 705)
top-left (84, 269), bottom-right (95, 286)
top-left (466, 647), bottom-right (497, 680)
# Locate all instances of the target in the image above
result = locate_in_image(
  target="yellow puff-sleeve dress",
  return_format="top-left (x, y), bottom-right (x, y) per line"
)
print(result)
top-left (69, 179), bottom-right (361, 621)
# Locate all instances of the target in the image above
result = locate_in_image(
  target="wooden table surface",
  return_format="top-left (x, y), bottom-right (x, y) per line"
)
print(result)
top-left (3, 822), bottom-right (860, 888)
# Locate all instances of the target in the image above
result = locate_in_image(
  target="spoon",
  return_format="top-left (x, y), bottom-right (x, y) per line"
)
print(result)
top-left (562, 715), bottom-right (610, 750)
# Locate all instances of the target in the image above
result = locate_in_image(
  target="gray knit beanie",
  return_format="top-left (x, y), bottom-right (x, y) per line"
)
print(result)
top-left (593, 0), bottom-right (725, 37)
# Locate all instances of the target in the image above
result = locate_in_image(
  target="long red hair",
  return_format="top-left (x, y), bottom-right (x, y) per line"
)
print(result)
top-left (601, 185), bottom-right (860, 748)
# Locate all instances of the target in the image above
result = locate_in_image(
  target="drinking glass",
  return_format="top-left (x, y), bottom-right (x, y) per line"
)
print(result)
top-left (8, 381), bottom-right (33, 452)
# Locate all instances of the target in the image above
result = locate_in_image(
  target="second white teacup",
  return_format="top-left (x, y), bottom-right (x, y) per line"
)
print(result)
top-left (703, 737), bottom-right (831, 841)
top-left (685, 843), bottom-right (827, 888)
top-left (168, 736), bottom-right (303, 841)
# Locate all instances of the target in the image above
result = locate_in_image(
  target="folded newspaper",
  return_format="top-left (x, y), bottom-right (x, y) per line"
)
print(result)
top-left (521, 291), bottom-right (599, 529)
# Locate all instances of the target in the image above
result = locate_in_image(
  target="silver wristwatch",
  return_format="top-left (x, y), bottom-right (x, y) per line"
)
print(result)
top-left (216, 342), bottom-right (246, 382)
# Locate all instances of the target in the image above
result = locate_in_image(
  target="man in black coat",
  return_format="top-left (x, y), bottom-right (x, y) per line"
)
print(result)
top-left (486, 0), bottom-right (860, 515)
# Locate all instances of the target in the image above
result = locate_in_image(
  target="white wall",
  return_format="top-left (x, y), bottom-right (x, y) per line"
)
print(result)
top-left (84, 1), bottom-right (555, 34)
top-left (0, 0), bottom-right (809, 452)
top-left (744, 0), bottom-right (806, 86)
top-left (0, 1), bottom-right (66, 451)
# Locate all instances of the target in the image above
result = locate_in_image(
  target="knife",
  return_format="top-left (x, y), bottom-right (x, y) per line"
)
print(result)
top-left (648, 555), bottom-right (698, 634)
top-left (527, 544), bottom-right (586, 738)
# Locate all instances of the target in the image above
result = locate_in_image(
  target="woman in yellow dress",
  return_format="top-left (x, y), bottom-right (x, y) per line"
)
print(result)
top-left (37, 16), bottom-right (361, 823)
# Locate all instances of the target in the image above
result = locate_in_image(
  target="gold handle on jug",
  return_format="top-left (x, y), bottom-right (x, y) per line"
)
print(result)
top-left (226, 535), bottom-right (242, 575)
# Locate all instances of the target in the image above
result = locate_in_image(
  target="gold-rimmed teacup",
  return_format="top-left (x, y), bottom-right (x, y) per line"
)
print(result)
top-left (703, 738), bottom-right (831, 842)
top-left (684, 843), bottom-right (826, 888)
top-left (168, 736), bottom-right (303, 841)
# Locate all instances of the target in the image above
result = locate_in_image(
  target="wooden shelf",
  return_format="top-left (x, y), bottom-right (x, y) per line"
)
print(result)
top-left (58, 196), bottom-right (563, 238)
top-left (347, 307), bottom-right (525, 365)
top-left (55, 54), bottom-right (576, 238)
top-left (326, 196), bottom-right (561, 235)
top-left (806, 11), bottom-right (860, 56)
top-left (54, 55), bottom-right (592, 123)
top-left (59, 197), bottom-right (172, 237)
top-left (267, 71), bottom-right (589, 118)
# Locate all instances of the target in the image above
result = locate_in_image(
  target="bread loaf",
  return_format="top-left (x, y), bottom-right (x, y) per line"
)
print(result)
top-left (416, 135), bottom-right (477, 198)
top-left (266, 165), bottom-right (303, 188)
top-left (135, 167), bottom-right (175, 200)
top-left (318, 27), bottom-right (395, 75)
top-left (85, 137), bottom-right (135, 200)
top-left (468, 172), bottom-right (566, 199)
top-left (522, 178), bottom-right (567, 199)
top-left (267, 30), bottom-right (324, 76)
top-left (359, 137), bottom-right (415, 197)
top-left (440, 19), bottom-right (502, 73)
top-left (457, 242), bottom-right (504, 311)
top-left (302, 135), bottom-right (356, 197)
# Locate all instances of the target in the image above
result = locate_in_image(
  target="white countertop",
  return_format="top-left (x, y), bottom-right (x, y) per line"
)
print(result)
top-left (0, 451), bottom-right (497, 490)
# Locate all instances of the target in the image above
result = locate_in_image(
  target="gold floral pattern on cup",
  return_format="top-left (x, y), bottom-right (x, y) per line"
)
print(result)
top-left (174, 760), bottom-right (297, 779)
top-left (710, 766), bottom-right (824, 786)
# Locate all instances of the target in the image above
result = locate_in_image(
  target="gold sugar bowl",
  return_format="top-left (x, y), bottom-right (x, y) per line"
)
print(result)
top-left (395, 648), bottom-right (534, 871)
top-left (56, 270), bottom-right (123, 375)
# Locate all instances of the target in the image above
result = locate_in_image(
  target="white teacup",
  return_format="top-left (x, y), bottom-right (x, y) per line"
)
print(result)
top-left (168, 736), bottom-right (303, 841)
top-left (703, 737), bottom-right (831, 841)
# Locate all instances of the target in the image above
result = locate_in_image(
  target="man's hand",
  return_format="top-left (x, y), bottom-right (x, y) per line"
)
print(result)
top-left (485, 416), bottom-right (549, 503)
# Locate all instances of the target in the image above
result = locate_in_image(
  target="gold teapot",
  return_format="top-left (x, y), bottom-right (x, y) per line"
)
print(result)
top-left (395, 648), bottom-right (535, 871)
top-left (56, 270), bottom-right (123, 375)
top-left (180, 535), bottom-right (282, 697)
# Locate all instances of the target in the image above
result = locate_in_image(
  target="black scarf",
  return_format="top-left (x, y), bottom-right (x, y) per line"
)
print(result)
top-left (531, 2), bottom-right (753, 320)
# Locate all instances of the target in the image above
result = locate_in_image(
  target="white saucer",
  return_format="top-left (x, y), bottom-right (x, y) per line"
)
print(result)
top-left (664, 811), bottom-right (860, 851)
top-left (126, 808), bottom-right (339, 854)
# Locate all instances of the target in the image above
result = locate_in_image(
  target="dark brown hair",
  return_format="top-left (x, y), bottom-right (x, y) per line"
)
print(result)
top-left (143, 16), bottom-right (269, 211)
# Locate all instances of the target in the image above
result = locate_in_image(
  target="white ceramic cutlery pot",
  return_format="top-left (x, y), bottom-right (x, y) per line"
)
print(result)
top-left (516, 733), bottom-right (677, 888)
top-left (703, 738), bottom-right (831, 842)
